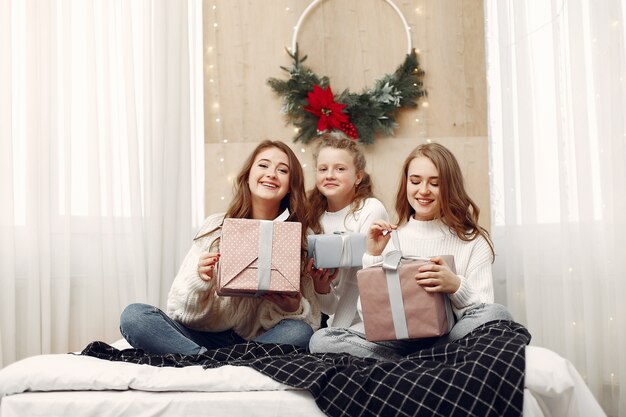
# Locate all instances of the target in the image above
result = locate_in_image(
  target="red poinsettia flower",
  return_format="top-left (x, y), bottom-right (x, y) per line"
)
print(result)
top-left (303, 85), bottom-right (350, 132)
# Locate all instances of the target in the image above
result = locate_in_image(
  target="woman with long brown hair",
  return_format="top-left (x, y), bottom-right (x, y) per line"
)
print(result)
top-left (310, 142), bottom-right (512, 359)
top-left (120, 140), bottom-right (320, 354)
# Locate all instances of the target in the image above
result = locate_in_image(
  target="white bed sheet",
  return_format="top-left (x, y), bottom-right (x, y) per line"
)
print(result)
top-left (0, 341), bottom-right (606, 417)
top-left (0, 390), bottom-right (326, 417)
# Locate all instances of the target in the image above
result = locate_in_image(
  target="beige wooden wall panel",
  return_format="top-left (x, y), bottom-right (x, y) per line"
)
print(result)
top-left (203, 0), bottom-right (489, 228)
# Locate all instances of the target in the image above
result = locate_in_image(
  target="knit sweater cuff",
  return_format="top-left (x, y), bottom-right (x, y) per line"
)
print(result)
top-left (362, 253), bottom-right (383, 268)
top-left (448, 275), bottom-right (477, 309)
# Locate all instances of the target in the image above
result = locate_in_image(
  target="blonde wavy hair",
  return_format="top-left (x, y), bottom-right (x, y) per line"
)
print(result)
top-left (306, 132), bottom-right (375, 234)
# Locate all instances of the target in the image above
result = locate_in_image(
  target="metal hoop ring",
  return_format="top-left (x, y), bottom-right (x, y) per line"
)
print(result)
top-left (291, 0), bottom-right (412, 54)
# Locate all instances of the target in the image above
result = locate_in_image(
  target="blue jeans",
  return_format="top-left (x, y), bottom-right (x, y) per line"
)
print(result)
top-left (120, 303), bottom-right (314, 355)
top-left (309, 303), bottom-right (513, 360)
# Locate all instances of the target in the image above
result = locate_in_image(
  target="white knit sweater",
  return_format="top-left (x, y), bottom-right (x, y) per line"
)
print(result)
top-left (167, 213), bottom-right (321, 340)
top-left (361, 217), bottom-right (494, 322)
top-left (315, 198), bottom-right (389, 328)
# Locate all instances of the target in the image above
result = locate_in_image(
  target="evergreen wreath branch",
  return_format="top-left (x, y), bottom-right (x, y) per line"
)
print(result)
top-left (267, 45), bottom-right (426, 145)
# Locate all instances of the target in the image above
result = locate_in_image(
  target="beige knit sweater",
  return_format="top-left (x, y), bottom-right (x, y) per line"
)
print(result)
top-left (167, 213), bottom-right (321, 340)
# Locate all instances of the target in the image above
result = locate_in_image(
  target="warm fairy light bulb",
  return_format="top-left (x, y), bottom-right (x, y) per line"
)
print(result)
top-left (415, 118), bottom-right (420, 122)
top-left (209, 79), bottom-right (214, 83)
top-left (223, 139), bottom-right (228, 143)
top-left (209, 64), bottom-right (214, 69)
top-left (422, 102), bottom-right (429, 108)
top-left (221, 196), bottom-right (225, 200)
top-left (426, 139), bottom-right (432, 143)
top-left (294, 127), bottom-right (299, 133)
top-left (572, 321), bottom-right (576, 326)
top-left (212, 5), bottom-right (216, 10)
top-left (219, 157), bottom-right (224, 162)
top-left (302, 164), bottom-right (307, 168)
top-left (215, 118), bottom-right (220, 122)
top-left (286, 7), bottom-right (290, 11)
top-left (213, 102), bottom-right (219, 109)
top-left (300, 148), bottom-right (305, 153)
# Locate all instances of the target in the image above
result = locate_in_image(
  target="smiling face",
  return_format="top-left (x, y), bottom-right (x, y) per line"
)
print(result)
top-left (406, 156), bottom-right (441, 221)
top-left (315, 147), bottom-right (363, 212)
top-left (247, 147), bottom-right (291, 211)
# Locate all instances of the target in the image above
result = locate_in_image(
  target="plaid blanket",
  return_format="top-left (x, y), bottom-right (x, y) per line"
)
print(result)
top-left (81, 320), bottom-right (530, 417)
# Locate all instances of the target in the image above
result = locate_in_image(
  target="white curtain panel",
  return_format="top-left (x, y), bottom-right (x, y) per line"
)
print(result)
top-left (485, 0), bottom-right (625, 415)
top-left (0, 0), bottom-right (205, 367)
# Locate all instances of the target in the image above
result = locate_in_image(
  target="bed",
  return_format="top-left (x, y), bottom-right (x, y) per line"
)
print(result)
top-left (0, 321), bottom-right (606, 417)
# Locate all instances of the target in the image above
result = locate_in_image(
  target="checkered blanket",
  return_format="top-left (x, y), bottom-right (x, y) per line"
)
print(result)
top-left (81, 320), bottom-right (530, 417)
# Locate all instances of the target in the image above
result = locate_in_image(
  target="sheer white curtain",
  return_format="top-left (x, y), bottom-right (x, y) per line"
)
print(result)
top-left (485, 0), bottom-right (625, 415)
top-left (0, 0), bottom-right (205, 367)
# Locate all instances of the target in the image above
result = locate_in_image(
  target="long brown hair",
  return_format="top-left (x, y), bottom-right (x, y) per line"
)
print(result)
top-left (200, 140), bottom-right (309, 256)
top-left (395, 142), bottom-right (495, 259)
top-left (307, 132), bottom-right (374, 234)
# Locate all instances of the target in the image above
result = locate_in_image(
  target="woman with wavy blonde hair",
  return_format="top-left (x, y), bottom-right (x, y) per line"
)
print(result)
top-left (305, 132), bottom-right (388, 343)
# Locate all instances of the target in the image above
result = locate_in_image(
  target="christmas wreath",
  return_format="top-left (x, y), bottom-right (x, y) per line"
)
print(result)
top-left (267, 46), bottom-right (426, 145)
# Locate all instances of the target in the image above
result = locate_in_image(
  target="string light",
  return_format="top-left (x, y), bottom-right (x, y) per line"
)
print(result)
top-left (207, 3), bottom-right (228, 209)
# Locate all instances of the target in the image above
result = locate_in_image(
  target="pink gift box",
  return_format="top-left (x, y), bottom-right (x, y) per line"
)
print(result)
top-left (217, 218), bottom-right (302, 297)
top-left (357, 254), bottom-right (456, 342)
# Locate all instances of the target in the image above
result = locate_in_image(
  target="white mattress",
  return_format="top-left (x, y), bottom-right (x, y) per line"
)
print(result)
top-left (0, 390), bottom-right (326, 417)
top-left (0, 341), bottom-right (606, 417)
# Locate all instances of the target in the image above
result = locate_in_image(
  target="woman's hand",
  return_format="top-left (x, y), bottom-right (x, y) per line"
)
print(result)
top-left (306, 258), bottom-right (339, 294)
top-left (366, 220), bottom-right (397, 256)
top-left (263, 292), bottom-right (302, 313)
top-left (414, 256), bottom-right (461, 294)
top-left (198, 251), bottom-right (220, 281)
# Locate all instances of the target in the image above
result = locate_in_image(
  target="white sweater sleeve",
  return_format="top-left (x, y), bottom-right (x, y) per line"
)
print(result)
top-left (166, 213), bottom-right (240, 332)
top-left (448, 236), bottom-right (495, 312)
